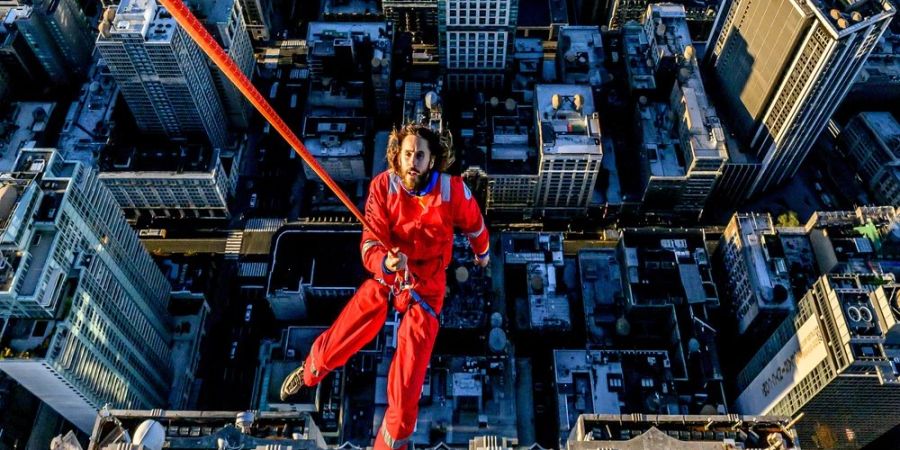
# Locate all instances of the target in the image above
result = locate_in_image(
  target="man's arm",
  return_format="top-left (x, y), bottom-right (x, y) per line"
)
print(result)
top-left (451, 177), bottom-right (490, 266)
top-left (361, 174), bottom-right (401, 282)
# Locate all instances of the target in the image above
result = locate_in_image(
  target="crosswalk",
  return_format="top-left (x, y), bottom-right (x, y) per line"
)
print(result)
top-left (225, 231), bottom-right (244, 259)
top-left (245, 217), bottom-right (285, 232)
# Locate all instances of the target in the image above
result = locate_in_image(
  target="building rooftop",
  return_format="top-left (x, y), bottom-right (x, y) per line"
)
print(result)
top-left (526, 262), bottom-right (570, 329)
top-left (622, 22), bottom-right (656, 91)
top-left (441, 236), bottom-right (491, 329)
top-left (501, 232), bottom-right (564, 265)
top-left (638, 103), bottom-right (685, 178)
top-left (578, 248), bottom-right (623, 345)
top-left (488, 105), bottom-right (538, 171)
top-left (859, 111), bottom-right (900, 150)
top-left (558, 26), bottom-right (604, 86)
top-left (0, 151), bottom-right (72, 309)
top-left (567, 414), bottom-right (799, 450)
top-left (534, 84), bottom-right (602, 155)
top-left (402, 81), bottom-right (444, 132)
top-left (620, 229), bottom-right (718, 306)
top-left (302, 116), bottom-right (367, 157)
top-left (87, 410), bottom-right (325, 450)
top-left (0, 103), bottom-right (57, 173)
top-left (109, 0), bottom-right (177, 42)
top-left (322, 0), bottom-right (382, 17)
top-left (812, 0), bottom-right (896, 36)
top-left (57, 66), bottom-right (118, 167)
top-left (733, 214), bottom-right (796, 309)
top-left (806, 207), bottom-right (900, 273)
top-left (267, 228), bottom-right (366, 297)
top-left (257, 326), bottom-right (329, 411)
top-left (409, 356), bottom-right (518, 445)
top-left (644, 4), bottom-right (693, 70)
top-left (98, 145), bottom-right (218, 174)
top-left (307, 21), bottom-right (390, 47)
top-left (554, 349), bottom-right (678, 446)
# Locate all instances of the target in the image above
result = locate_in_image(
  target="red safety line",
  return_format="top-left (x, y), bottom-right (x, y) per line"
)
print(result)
top-left (157, 0), bottom-right (394, 249)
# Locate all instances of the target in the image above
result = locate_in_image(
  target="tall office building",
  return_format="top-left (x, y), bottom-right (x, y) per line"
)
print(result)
top-left (237, 0), bottom-right (271, 41)
top-left (439, 0), bottom-right (518, 91)
top-left (0, 149), bottom-right (174, 432)
top-left (197, 0), bottom-right (255, 130)
top-left (709, 0), bottom-right (895, 198)
top-left (9, 0), bottom-right (95, 85)
top-left (96, 0), bottom-right (228, 147)
top-left (533, 84), bottom-right (602, 216)
top-left (735, 272), bottom-right (900, 449)
top-left (717, 213), bottom-right (797, 336)
top-left (636, 4), bottom-right (726, 220)
top-left (384, 0), bottom-right (438, 64)
top-left (839, 112), bottom-right (900, 207)
top-left (603, 0), bottom-right (721, 44)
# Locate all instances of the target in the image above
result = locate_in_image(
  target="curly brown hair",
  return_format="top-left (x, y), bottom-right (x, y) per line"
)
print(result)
top-left (386, 124), bottom-right (454, 174)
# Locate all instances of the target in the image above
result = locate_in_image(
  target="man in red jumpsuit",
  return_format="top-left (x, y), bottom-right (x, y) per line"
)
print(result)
top-left (280, 124), bottom-right (490, 449)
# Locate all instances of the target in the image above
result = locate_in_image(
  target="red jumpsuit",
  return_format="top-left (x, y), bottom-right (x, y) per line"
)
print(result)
top-left (300, 170), bottom-right (490, 449)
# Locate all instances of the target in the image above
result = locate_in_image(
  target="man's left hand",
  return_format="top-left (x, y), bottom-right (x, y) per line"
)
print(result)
top-left (474, 253), bottom-right (490, 268)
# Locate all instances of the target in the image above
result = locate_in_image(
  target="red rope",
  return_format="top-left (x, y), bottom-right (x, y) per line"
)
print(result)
top-left (157, 0), bottom-right (393, 249)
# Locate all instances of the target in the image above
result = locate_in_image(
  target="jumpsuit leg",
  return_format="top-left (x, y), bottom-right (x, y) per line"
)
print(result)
top-left (375, 297), bottom-right (440, 450)
top-left (303, 279), bottom-right (390, 386)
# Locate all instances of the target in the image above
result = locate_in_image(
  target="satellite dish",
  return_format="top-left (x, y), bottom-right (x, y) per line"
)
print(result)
top-left (683, 45), bottom-right (695, 61)
top-left (638, 95), bottom-right (648, 105)
top-left (490, 96), bottom-right (499, 107)
top-left (103, 7), bottom-right (116, 22)
top-left (490, 312), bottom-right (503, 328)
top-left (90, 81), bottom-right (101, 93)
top-left (565, 50), bottom-right (577, 62)
top-left (837, 18), bottom-right (848, 29)
top-left (551, 94), bottom-right (561, 110)
top-left (371, 57), bottom-right (381, 68)
top-left (573, 94), bottom-right (583, 111)
top-left (505, 98), bottom-right (516, 111)
top-left (133, 421), bottom-right (165, 450)
top-left (851, 11), bottom-right (863, 22)
top-left (489, 327), bottom-right (507, 353)
top-left (830, 9), bottom-right (841, 20)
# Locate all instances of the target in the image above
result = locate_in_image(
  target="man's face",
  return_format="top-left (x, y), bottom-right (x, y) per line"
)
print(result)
top-left (399, 134), bottom-right (433, 190)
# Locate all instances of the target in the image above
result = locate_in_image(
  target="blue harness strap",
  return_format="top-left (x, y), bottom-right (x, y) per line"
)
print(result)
top-left (407, 289), bottom-right (439, 319)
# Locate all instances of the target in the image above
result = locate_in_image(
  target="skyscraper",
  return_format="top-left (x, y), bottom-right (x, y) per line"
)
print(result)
top-left (9, 0), bottom-right (95, 85)
top-left (197, 0), bottom-right (255, 130)
top-left (236, 0), bottom-right (271, 41)
top-left (839, 112), bottom-right (900, 207)
top-left (96, 0), bottom-right (228, 147)
top-left (635, 4), bottom-right (727, 220)
top-left (709, 0), bottom-right (895, 198)
top-left (0, 149), bottom-right (174, 432)
top-left (439, 0), bottom-right (518, 91)
top-left (533, 84), bottom-right (602, 216)
top-left (383, 0), bottom-right (437, 41)
top-left (735, 272), bottom-right (900, 449)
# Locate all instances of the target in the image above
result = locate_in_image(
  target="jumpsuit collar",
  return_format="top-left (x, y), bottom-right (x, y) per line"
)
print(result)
top-left (400, 171), bottom-right (438, 197)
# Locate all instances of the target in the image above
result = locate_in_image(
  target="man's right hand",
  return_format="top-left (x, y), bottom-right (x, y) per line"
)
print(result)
top-left (384, 247), bottom-right (408, 273)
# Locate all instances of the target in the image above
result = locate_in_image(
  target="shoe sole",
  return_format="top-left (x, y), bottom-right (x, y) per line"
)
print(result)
top-left (279, 364), bottom-right (305, 401)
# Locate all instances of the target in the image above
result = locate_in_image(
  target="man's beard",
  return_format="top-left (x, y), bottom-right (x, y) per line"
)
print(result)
top-left (402, 168), bottom-right (430, 191)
